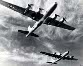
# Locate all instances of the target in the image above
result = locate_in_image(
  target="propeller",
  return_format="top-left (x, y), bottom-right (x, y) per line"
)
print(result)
top-left (38, 8), bottom-right (44, 13)
top-left (55, 14), bottom-right (60, 17)
top-left (28, 4), bottom-right (34, 7)
top-left (53, 14), bottom-right (60, 19)
top-left (63, 17), bottom-right (68, 23)
top-left (28, 4), bottom-right (34, 9)
top-left (39, 8), bottom-right (44, 10)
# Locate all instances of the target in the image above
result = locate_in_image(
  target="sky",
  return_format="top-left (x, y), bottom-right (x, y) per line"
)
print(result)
top-left (0, 0), bottom-right (83, 66)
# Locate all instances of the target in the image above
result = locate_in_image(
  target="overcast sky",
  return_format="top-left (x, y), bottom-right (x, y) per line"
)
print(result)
top-left (0, 0), bottom-right (83, 66)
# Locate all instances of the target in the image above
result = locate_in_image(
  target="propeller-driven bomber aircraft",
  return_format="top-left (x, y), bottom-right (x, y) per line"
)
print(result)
top-left (40, 51), bottom-right (78, 64)
top-left (0, 0), bottom-right (75, 37)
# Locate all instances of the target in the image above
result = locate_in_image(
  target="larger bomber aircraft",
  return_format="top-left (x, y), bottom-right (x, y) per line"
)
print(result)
top-left (0, 0), bottom-right (75, 37)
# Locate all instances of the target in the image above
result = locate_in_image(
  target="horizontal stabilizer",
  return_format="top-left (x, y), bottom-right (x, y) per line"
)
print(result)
top-left (30, 33), bottom-right (39, 37)
top-left (47, 62), bottom-right (57, 64)
top-left (18, 30), bottom-right (29, 34)
top-left (18, 30), bottom-right (39, 37)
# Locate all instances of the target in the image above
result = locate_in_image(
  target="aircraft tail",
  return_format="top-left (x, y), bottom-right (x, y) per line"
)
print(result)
top-left (47, 62), bottom-right (57, 64)
top-left (18, 30), bottom-right (39, 37)
top-left (28, 25), bottom-right (32, 31)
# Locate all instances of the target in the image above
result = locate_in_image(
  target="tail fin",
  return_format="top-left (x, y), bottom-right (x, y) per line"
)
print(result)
top-left (28, 25), bottom-right (32, 31)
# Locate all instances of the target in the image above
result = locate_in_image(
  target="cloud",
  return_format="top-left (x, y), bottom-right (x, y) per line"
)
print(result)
top-left (43, 41), bottom-right (59, 53)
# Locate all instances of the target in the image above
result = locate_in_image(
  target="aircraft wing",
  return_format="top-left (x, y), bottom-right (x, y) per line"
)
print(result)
top-left (40, 51), bottom-right (61, 58)
top-left (0, 0), bottom-right (43, 21)
top-left (0, 0), bottom-right (25, 14)
top-left (63, 56), bottom-right (78, 60)
top-left (40, 51), bottom-right (55, 56)
top-left (44, 17), bottom-right (75, 30)
top-left (0, 0), bottom-right (75, 30)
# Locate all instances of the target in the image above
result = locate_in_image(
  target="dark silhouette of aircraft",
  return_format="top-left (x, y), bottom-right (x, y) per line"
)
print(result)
top-left (40, 51), bottom-right (78, 64)
top-left (0, 0), bottom-right (75, 37)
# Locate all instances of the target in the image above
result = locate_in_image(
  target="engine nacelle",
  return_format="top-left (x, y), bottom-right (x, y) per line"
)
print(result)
top-left (67, 56), bottom-right (70, 58)
top-left (24, 4), bottom-right (33, 14)
top-left (60, 54), bottom-right (62, 56)
top-left (71, 56), bottom-right (74, 58)
top-left (38, 8), bottom-right (44, 13)
top-left (54, 52), bottom-right (56, 55)
top-left (68, 56), bottom-right (74, 58)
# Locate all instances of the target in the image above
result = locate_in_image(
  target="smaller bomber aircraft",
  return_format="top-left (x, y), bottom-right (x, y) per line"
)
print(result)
top-left (40, 51), bottom-right (78, 64)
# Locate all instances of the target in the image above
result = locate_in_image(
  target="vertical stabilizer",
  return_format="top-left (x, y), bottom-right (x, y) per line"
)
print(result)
top-left (28, 25), bottom-right (32, 31)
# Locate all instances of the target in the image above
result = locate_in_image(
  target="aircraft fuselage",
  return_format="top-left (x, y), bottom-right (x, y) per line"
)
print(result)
top-left (55, 51), bottom-right (69, 62)
top-left (61, 51), bottom-right (69, 57)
